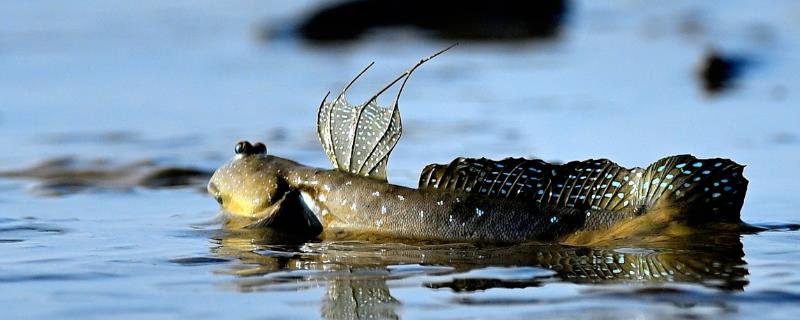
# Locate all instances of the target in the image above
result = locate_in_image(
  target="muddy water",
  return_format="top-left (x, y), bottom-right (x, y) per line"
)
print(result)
top-left (1, 1), bottom-right (800, 319)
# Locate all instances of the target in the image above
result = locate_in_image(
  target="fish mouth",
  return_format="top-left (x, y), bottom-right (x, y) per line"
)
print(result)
top-left (233, 190), bottom-right (323, 237)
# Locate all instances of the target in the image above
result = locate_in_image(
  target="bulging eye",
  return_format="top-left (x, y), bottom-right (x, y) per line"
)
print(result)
top-left (252, 142), bottom-right (267, 154)
top-left (235, 141), bottom-right (252, 155)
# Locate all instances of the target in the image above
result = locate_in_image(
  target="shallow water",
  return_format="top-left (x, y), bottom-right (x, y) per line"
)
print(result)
top-left (2, 1), bottom-right (800, 319)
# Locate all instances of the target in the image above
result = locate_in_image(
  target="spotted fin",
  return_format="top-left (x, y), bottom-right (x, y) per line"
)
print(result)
top-left (633, 155), bottom-right (747, 222)
top-left (317, 45), bottom-right (455, 181)
top-left (419, 155), bottom-right (747, 220)
top-left (418, 157), bottom-right (633, 211)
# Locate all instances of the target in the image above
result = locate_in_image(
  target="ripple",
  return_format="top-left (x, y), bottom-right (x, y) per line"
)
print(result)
top-left (752, 223), bottom-right (800, 232)
top-left (425, 266), bottom-right (557, 292)
top-left (0, 272), bottom-right (119, 283)
top-left (168, 257), bottom-right (231, 266)
top-left (0, 222), bottom-right (66, 239)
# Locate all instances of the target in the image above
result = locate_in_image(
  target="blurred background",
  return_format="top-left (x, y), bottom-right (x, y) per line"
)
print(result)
top-left (2, 1), bottom-right (798, 201)
top-left (1, 1), bottom-right (800, 318)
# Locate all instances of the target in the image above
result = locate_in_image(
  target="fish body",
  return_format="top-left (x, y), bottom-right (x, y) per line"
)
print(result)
top-left (210, 155), bottom-right (611, 242)
top-left (208, 152), bottom-right (746, 244)
top-left (207, 49), bottom-right (748, 244)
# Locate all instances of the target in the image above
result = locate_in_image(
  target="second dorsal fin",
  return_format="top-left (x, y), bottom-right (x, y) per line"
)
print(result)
top-left (419, 157), bottom-right (635, 211)
top-left (317, 45), bottom-right (455, 181)
top-left (419, 155), bottom-right (747, 219)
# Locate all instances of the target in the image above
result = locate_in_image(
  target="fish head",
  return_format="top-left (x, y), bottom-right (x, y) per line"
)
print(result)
top-left (207, 141), bottom-right (289, 227)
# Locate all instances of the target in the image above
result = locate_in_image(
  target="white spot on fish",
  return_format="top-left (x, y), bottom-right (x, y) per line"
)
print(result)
top-left (436, 200), bottom-right (444, 206)
top-left (381, 206), bottom-right (386, 214)
top-left (397, 195), bottom-right (405, 201)
top-left (420, 210), bottom-right (425, 218)
top-left (318, 194), bottom-right (327, 202)
top-left (475, 208), bottom-right (484, 217)
top-left (371, 191), bottom-right (380, 197)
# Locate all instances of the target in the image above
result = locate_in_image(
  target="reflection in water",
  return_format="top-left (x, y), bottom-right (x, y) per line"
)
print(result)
top-left (210, 229), bottom-right (748, 319)
top-left (322, 269), bottom-right (400, 320)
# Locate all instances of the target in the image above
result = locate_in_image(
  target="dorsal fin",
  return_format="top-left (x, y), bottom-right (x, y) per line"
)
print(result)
top-left (419, 155), bottom-right (747, 220)
top-left (317, 45), bottom-right (456, 181)
top-left (419, 157), bottom-right (633, 211)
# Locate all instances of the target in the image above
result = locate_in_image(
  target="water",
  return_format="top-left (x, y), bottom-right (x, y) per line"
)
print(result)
top-left (2, 1), bottom-right (800, 319)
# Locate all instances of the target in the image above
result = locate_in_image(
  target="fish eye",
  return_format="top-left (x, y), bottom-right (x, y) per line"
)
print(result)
top-left (252, 142), bottom-right (267, 154)
top-left (235, 141), bottom-right (252, 155)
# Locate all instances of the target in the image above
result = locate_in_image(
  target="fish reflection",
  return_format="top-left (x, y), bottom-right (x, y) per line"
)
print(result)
top-left (210, 229), bottom-right (748, 319)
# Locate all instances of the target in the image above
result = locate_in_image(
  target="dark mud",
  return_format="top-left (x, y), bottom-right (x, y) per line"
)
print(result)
top-left (266, 0), bottom-right (567, 42)
top-left (0, 157), bottom-right (211, 196)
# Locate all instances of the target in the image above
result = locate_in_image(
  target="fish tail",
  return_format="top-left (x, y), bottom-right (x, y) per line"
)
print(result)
top-left (633, 155), bottom-right (748, 223)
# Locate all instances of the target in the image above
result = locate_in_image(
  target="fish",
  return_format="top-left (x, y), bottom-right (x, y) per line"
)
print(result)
top-left (207, 47), bottom-right (749, 244)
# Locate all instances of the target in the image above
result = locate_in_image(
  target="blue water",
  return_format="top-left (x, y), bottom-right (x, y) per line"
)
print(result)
top-left (2, 1), bottom-right (800, 319)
